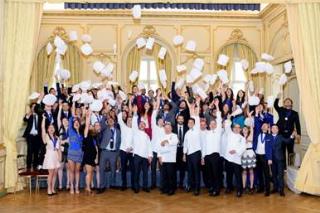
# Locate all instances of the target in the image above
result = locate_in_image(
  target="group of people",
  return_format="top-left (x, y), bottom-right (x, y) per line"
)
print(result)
top-left (23, 79), bottom-right (301, 197)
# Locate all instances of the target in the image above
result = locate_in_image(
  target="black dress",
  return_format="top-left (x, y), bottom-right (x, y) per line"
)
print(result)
top-left (82, 135), bottom-right (98, 167)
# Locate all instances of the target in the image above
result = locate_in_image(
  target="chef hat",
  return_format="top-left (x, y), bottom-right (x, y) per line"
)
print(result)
top-left (248, 80), bottom-right (255, 92)
top-left (136, 37), bottom-right (146, 49)
top-left (137, 82), bottom-right (145, 90)
top-left (81, 43), bottom-right (93, 56)
top-left (54, 35), bottom-right (66, 50)
top-left (267, 96), bottom-right (275, 108)
top-left (278, 73), bottom-right (288, 86)
top-left (80, 93), bottom-right (94, 104)
top-left (217, 69), bottom-right (229, 84)
top-left (217, 54), bottom-right (229, 66)
top-left (93, 61), bottom-right (105, 74)
top-left (261, 53), bottom-right (274, 61)
top-left (108, 98), bottom-right (117, 107)
top-left (129, 70), bottom-right (139, 82)
top-left (191, 84), bottom-right (200, 95)
top-left (265, 62), bottom-right (274, 75)
top-left (173, 35), bottom-right (184, 46)
top-left (97, 88), bottom-right (108, 101)
top-left (159, 69), bottom-right (167, 82)
top-left (56, 43), bottom-right (68, 56)
top-left (46, 42), bottom-right (53, 55)
top-left (248, 95), bottom-right (260, 106)
top-left (101, 67), bottom-right (113, 78)
top-left (105, 63), bottom-right (114, 73)
top-left (145, 37), bottom-right (155, 50)
top-left (255, 61), bottom-right (266, 73)
top-left (72, 93), bottom-right (81, 102)
top-left (132, 4), bottom-right (141, 19)
top-left (72, 84), bottom-right (80, 93)
top-left (203, 74), bottom-right (217, 86)
top-left (79, 80), bottom-right (91, 92)
top-left (175, 78), bottom-right (185, 90)
top-left (284, 61), bottom-right (293, 74)
top-left (250, 68), bottom-right (258, 75)
top-left (158, 47), bottom-right (167, 60)
top-left (81, 34), bottom-right (92, 43)
top-left (58, 69), bottom-right (71, 81)
top-left (42, 94), bottom-right (57, 106)
top-left (185, 40), bottom-right (196, 52)
top-left (240, 59), bottom-right (249, 70)
top-left (199, 81), bottom-right (210, 92)
top-left (89, 99), bottom-right (103, 112)
top-left (176, 64), bottom-right (187, 73)
top-left (193, 58), bottom-right (204, 71)
top-left (231, 106), bottom-right (243, 117)
top-left (69, 30), bottom-right (78, 41)
top-left (187, 68), bottom-right (202, 83)
top-left (196, 87), bottom-right (208, 100)
top-left (118, 90), bottom-right (127, 101)
top-left (258, 88), bottom-right (264, 95)
top-left (29, 92), bottom-right (40, 100)
top-left (244, 117), bottom-right (253, 127)
top-left (92, 82), bottom-right (103, 89)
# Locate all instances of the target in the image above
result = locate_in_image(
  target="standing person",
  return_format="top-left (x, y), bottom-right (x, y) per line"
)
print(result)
top-left (97, 116), bottom-right (121, 193)
top-left (224, 116), bottom-right (246, 197)
top-left (183, 99), bottom-right (202, 196)
top-left (41, 115), bottom-right (61, 196)
top-left (202, 100), bottom-right (222, 196)
top-left (274, 93), bottom-right (301, 167)
top-left (267, 124), bottom-right (295, 196)
top-left (23, 103), bottom-right (41, 172)
top-left (173, 114), bottom-right (188, 189)
top-left (82, 110), bottom-right (99, 194)
top-left (132, 105), bottom-right (152, 193)
top-left (158, 123), bottom-right (179, 196)
top-left (117, 111), bottom-right (134, 191)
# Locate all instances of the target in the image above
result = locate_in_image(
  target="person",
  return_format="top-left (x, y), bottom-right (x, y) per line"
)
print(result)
top-left (117, 111), bottom-right (134, 191)
top-left (224, 116), bottom-right (246, 197)
top-left (201, 100), bottom-right (222, 196)
top-left (41, 115), bottom-right (61, 196)
top-left (253, 122), bottom-right (272, 196)
top-left (98, 116), bottom-right (121, 193)
top-left (132, 105), bottom-right (152, 193)
top-left (82, 110), bottom-right (99, 194)
top-left (23, 103), bottom-right (41, 172)
top-left (158, 123), bottom-right (179, 196)
top-left (274, 93), bottom-right (301, 167)
top-left (183, 99), bottom-right (202, 196)
top-left (267, 124), bottom-right (295, 196)
top-left (241, 114), bottom-right (255, 194)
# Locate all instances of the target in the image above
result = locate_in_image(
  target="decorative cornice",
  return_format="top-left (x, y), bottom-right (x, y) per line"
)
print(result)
top-left (227, 29), bottom-right (248, 43)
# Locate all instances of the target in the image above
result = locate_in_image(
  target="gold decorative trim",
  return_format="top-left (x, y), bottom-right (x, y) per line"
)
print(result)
top-left (140, 25), bottom-right (158, 37)
top-left (0, 144), bottom-right (5, 150)
top-left (48, 26), bottom-right (70, 43)
top-left (227, 29), bottom-right (248, 43)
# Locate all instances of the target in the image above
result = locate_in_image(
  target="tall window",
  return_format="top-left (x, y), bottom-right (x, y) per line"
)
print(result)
top-left (231, 60), bottom-right (247, 94)
top-left (139, 57), bottom-right (158, 91)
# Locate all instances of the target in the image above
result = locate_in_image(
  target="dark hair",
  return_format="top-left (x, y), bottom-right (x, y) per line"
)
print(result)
top-left (284, 98), bottom-right (293, 105)
top-left (49, 87), bottom-right (56, 93)
top-left (236, 90), bottom-right (246, 106)
top-left (188, 118), bottom-right (195, 123)
top-left (271, 124), bottom-right (279, 128)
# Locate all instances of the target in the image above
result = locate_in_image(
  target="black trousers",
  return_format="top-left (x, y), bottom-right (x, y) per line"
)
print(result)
top-left (187, 151), bottom-right (201, 192)
top-left (133, 155), bottom-right (149, 190)
top-left (26, 135), bottom-right (41, 170)
top-left (120, 150), bottom-right (134, 188)
top-left (271, 159), bottom-right (285, 192)
top-left (256, 154), bottom-right (271, 192)
top-left (161, 162), bottom-right (176, 193)
top-left (282, 135), bottom-right (294, 168)
top-left (151, 152), bottom-right (158, 187)
top-left (176, 147), bottom-right (186, 187)
top-left (225, 160), bottom-right (242, 193)
top-left (204, 153), bottom-right (221, 193)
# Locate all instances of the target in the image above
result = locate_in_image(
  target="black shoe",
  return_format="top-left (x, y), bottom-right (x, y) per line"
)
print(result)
top-left (143, 188), bottom-right (150, 193)
top-left (264, 191), bottom-right (270, 197)
top-left (249, 188), bottom-right (254, 195)
top-left (212, 191), bottom-right (220, 197)
top-left (178, 184), bottom-right (184, 189)
top-left (271, 189), bottom-right (277, 194)
top-left (150, 185), bottom-right (156, 190)
top-left (134, 189), bottom-right (139, 193)
top-left (96, 188), bottom-right (105, 194)
top-left (167, 190), bottom-right (175, 196)
top-left (225, 188), bottom-right (231, 194)
top-left (193, 190), bottom-right (200, 196)
top-left (121, 186), bottom-right (127, 191)
top-left (256, 188), bottom-right (264, 193)
top-left (47, 193), bottom-right (53, 196)
top-left (279, 191), bottom-right (285, 197)
top-left (236, 192), bottom-right (242, 197)
top-left (185, 186), bottom-right (191, 193)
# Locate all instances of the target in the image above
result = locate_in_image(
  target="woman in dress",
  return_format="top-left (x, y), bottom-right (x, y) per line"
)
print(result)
top-left (241, 113), bottom-right (256, 194)
top-left (82, 110), bottom-right (99, 194)
top-left (41, 115), bottom-right (61, 196)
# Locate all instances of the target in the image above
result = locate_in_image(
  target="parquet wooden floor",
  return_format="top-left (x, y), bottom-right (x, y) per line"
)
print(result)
top-left (0, 188), bottom-right (319, 213)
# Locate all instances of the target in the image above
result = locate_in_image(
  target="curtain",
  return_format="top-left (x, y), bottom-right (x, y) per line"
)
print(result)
top-left (0, 0), bottom-right (4, 150)
top-left (31, 46), bottom-right (56, 91)
top-left (62, 43), bottom-right (82, 86)
top-left (287, 3), bottom-right (320, 195)
top-left (2, 0), bottom-right (43, 190)
top-left (126, 46), bottom-right (142, 88)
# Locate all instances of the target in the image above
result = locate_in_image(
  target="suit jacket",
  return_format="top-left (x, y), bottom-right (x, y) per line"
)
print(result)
top-left (173, 123), bottom-right (189, 147)
top-left (99, 116), bottom-right (121, 151)
top-left (158, 101), bottom-right (178, 126)
top-left (266, 134), bottom-right (293, 161)
top-left (274, 98), bottom-right (301, 137)
top-left (23, 114), bottom-right (41, 138)
top-left (253, 132), bottom-right (273, 160)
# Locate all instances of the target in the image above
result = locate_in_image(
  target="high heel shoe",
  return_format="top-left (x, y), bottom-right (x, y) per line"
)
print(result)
top-left (70, 188), bottom-right (74, 194)
top-left (75, 188), bottom-right (80, 194)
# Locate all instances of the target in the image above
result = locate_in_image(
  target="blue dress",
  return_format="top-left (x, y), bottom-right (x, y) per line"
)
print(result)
top-left (67, 117), bottom-right (84, 163)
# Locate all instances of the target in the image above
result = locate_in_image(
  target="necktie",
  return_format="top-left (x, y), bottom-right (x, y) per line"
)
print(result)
top-left (178, 126), bottom-right (183, 146)
top-left (261, 133), bottom-right (265, 144)
top-left (110, 128), bottom-right (115, 149)
top-left (33, 115), bottom-right (37, 128)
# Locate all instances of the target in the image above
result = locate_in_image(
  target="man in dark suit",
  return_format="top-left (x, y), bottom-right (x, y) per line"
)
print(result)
top-left (23, 103), bottom-right (42, 171)
top-left (274, 94), bottom-right (301, 166)
top-left (266, 124), bottom-right (295, 196)
top-left (98, 116), bottom-right (121, 193)
top-left (173, 114), bottom-right (188, 189)
top-left (59, 100), bottom-right (72, 121)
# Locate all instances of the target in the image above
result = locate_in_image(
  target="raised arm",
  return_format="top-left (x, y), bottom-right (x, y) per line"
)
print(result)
top-left (84, 109), bottom-right (91, 138)
top-left (274, 93), bottom-right (282, 114)
top-left (57, 101), bottom-right (63, 129)
top-left (41, 114), bottom-right (47, 143)
top-left (132, 105), bottom-right (139, 130)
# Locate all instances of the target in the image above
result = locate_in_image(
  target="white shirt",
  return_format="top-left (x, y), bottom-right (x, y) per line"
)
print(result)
top-left (90, 113), bottom-right (102, 126)
top-left (117, 112), bottom-right (133, 152)
top-left (202, 112), bottom-right (222, 158)
top-left (106, 127), bottom-right (117, 151)
top-left (132, 114), bottom-right (152, 159)
top-left (151, 110), bottom-right (165, 152)
top-left (224, 120), bottom-right (246, 165)
top-left (256, 133), bottom-right (266, 155)
top-left (183, 116), bottom-right (201, 155)
top-left (158, 133), bottom-right (179, 163)
top-left (30, 114), bottom-right (38, 135)
top-left (220, 128), bottom-right (228, 158)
